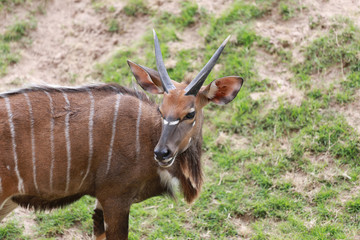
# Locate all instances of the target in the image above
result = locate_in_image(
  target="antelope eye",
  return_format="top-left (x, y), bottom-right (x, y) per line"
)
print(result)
top-left (185, 111), bottom-right (195, 119)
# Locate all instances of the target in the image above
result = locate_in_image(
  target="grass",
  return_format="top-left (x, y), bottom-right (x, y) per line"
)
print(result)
top-left (257, 36), bottom-right (293, 63)
top-left (346, 195), bottom-right (360, 213)
top-left (293, 18), bottom-right (360, 91)
top-left (0, 17), bottom-right (36, 76)
top-left (123, 0), bottom-right (149, 17)
top-left (2, 0), bottom-right (360, 239)
top-left (3, 18), bottom-right (36, 41)
top-left (0, 0), bottom-right (25, 11)
top-left (34, 196), bottom-right (94, 238)
top-left (0, 42), bottom-right (19, 76)
top-left (0, 220), bottom-right (28, 240)
top-left (294, 20), bottom-right (360, 75)
top-left (107, 18), bottom-right (119, 33)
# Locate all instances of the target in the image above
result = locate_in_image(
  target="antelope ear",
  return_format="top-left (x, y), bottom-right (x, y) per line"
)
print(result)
top-left (127, 60), bottom-right (164, 94)
top-left (200, 76), bottom-right (243, 105)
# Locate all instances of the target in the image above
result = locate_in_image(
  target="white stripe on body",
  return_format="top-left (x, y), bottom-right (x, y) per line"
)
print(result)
top-left (106, 93), bottom-right (122, 174)
top-left (78, 89), bottom-right (95, 190)
top-left (62, 92), bottom-right (72, 193)
top-left (4, 97), bottom-right (25, 193)
top-left (24, 93), bottom-right (39, 193)
top-left (44, 91), bottom-right (55, 192)
top-left (135, 100), bottom-right (142, 160)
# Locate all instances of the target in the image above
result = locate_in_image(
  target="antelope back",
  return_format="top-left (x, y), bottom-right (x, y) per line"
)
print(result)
top-left (0, 84), bottom-right (161, 204)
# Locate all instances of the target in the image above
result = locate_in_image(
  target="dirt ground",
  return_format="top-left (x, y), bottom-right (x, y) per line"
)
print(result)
top-left (1, 0), bottom-right (360, 239)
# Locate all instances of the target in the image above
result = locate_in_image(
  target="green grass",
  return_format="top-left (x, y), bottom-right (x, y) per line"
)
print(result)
top-left (2, 19), bottom-right (36, 42)
top-left (0, 41), bottom-right (19, 76)
top-left (0, 17), bottom-right (36, 76)
top-left (346, 195), bottom-right (360, 214)
top-left (292, 115), bottom-right (360, 166)
top-left (123, 0), bottom-right (149, 16)
top-left (205, 1), bottom-right (264, 44)
top-left (0, 219), bottom-right (28, 240)
top-left (279, 2), bottom-right (294, 20)
top-left (293, 18), bottom-right (360, 91)
top-left (34, 196), bottom-right (94, 238)
top-left (294, 21), bottom-right (360, 75)
top-left (257, 36), bottom-right (293, 63)
top-left (0, 0), bottom-right (25, 11)
top-left (107, 18), bottom-right (119, 33)
top-left (155, 1), bottom-right (201, 29)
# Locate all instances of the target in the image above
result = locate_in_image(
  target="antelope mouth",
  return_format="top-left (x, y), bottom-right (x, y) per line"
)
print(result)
top-left (154, 154), bottom-right (177, 168)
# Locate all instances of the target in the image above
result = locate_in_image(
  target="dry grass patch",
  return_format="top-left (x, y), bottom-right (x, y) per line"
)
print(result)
top-left (167, 23), bottom-right (204, 53)
top-left (309, 65), bottom-right (346, 90)
top-left (147, 0), bottom-right (182, 15)
top-left (254, 49), bottom-right (303, 107)
top-left (335, 90), bottom-right (360, 134)
top-left (283, 171), bottom-right (320, 198)
top-left (232, 215), bottom-right (253, 239)
top-left (0, 0), bottom-right (152, 89)
top-left (215, 131), bottom-right (251, 151)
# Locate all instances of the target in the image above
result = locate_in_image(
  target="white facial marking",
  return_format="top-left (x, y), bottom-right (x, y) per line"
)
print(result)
top-left (24, 93), bottom-right (39, 193)
top-left (79, 89), bottom-right (95, 190)
top-left (44, 91), bottom-right (55, 192)
top-left (163, 119), bottom-right (168, 125)
top-left (4, 97), bottom-right (25, 194)
top-left (106, 93), bottom-right (122, 174)
top-left (169, 120), bottom-right (179, 125)
top-left (6, 165), bottom-right (10, 170)
top-left (189, 108), bottom-right (195, 113)
top-left (157, 169), bottom-right (179, 192)
top-left (62, 92), bottom-right (72, 193)
top-left (192, 121), bottom-right (196, 127)
top-left (135, 100), bottom-right (142, 160)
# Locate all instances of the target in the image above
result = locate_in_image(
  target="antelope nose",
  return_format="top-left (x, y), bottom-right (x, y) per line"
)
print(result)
top-left (154, 147), bottom-right (172, 161)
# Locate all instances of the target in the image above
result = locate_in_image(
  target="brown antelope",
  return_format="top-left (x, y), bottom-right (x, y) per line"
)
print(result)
top-left (0, 30), bottom-right (243, 240)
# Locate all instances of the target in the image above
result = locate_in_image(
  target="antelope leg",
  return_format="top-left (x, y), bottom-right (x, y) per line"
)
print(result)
top-left (102, 198), bottom-right (130, 240)
top-left (93, 200), bottom-right (105, 238)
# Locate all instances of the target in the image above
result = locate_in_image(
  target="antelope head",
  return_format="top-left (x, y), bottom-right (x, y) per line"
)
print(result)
top-left (128, 30), bottom-right (243, 168)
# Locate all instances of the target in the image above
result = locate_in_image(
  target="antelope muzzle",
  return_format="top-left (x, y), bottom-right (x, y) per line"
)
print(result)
top-left (154, 145), bottom-right (176, 168)
top-left (153, 122), bottom-right (180, 168)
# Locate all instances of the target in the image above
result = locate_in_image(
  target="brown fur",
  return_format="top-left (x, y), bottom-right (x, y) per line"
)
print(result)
top-left (178, 132), bottom-right (203, 203)
top-left (11, 194), bottom-right (84, 210)
top-left (0, 83), bottom-right (203, 240)
top-left (93, 208), bottom-right (105, 237)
